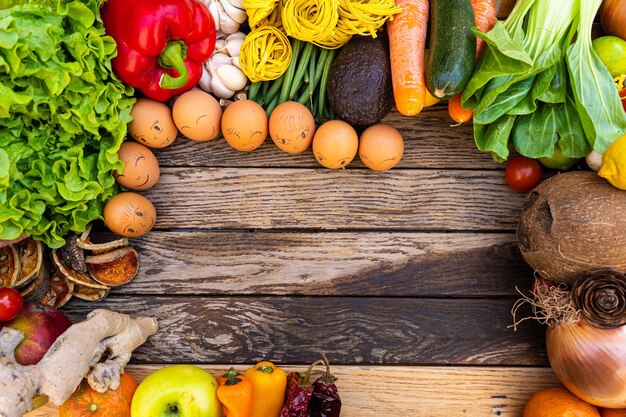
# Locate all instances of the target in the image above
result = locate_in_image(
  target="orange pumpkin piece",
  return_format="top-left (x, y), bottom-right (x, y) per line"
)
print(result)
top-left (59, 373), bottom-right (137, 417)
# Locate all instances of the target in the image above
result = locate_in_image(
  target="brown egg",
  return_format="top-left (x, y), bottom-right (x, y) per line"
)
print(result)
top-left (221, 100), bottom-right (268, 152)
top-left (312, 120), bottom-right (358, 169)
top-left (269, 101), bottom-right (316, 154)
top-left (358, 124), bottom-right (404, 171)
top-left (172, 90), bottom-right (222, 141)
top-left (115, 141), bottom-right (160, 190)
top-left (104, 192), bottom-right (156, 237)
top-left (128, 98), bottom-right (178, 148)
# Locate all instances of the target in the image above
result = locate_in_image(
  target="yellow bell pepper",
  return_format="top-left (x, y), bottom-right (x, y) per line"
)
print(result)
top-left (245, 361), bottom-right (287, 417)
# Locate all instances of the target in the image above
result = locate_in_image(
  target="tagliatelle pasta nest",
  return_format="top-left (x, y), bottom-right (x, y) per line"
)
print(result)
top-left (239, 26), bottom-right (293, 82)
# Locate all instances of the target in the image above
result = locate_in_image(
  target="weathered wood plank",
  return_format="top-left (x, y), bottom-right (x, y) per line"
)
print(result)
top-left (121, 231), bottom-right (532, 296)
top-left (154, 106), bottom-right (499, 170)
top-left (145, 168), bottom-right (525, 231)
top-left (28, 365), bottom-right (560, 417)
top-left (60, 296), bottom-right (546, 365)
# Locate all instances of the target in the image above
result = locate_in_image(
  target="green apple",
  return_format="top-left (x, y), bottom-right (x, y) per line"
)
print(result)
top-left (538, 142), bottom-right (579, 170)
top-left (131, 365), bottom-right (221, 417)
top-left (592, 36), bottom-right (626, 78)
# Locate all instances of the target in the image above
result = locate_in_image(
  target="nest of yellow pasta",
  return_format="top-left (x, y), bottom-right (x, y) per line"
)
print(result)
top-left (240, 0), bottom-right (401, 82)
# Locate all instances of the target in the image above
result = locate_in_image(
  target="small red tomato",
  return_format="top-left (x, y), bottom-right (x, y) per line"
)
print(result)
top-left (620, 88), bottom-right (626, 112)
top-left (0, 287), bottom-right (24, 322)
top-left (505, 156), bottom-right (542, 192)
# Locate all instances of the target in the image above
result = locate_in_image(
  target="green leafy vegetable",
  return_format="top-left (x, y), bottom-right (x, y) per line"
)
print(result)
top-left (0, 0), bottom-right (135, 248)
top-left (462, 0), bottom-right (626, 162)
top-left (566, 0), bottom-right (626, 152)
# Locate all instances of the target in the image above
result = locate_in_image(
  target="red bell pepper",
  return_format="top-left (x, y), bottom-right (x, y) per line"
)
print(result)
top-left (101, 0), bottom-right (216, 102)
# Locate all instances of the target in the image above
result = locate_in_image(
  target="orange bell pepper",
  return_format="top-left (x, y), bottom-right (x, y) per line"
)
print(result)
top-left (217, 368), bottom-right (252, 417)
top-left (245, 361), bottom-right (287, 417)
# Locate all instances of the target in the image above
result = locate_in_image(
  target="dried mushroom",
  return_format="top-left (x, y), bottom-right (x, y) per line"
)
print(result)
top-left (77, 224), bottom-right (129, 254)
top-left (86, 247), bottom-right (139, 287)
top-left (13, 238), bottom-right (43, 288)
top-left (58, 234), bottom-right (87, 273)
top-left (0, 245), bottom-right (21, 287)
top-left (52, 250), bottom-right (109, 290)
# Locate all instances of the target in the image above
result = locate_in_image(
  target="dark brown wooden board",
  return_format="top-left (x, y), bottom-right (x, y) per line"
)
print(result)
top-left (144, 168), bottom-right (526, 231)
top-left (61, 296), bottom-right (547, 366)
top-left (120, 231), bottom-right (533, 296)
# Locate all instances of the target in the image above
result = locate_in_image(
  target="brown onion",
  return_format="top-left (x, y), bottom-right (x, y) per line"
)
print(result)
top-left (547, 320), bottom-right (626, 408)
top-left (601, 0), bottom-right (626, 41)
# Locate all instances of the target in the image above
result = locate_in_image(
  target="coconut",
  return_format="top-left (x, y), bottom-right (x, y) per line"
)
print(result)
top-left (517, 172), bottom-right (626, 285)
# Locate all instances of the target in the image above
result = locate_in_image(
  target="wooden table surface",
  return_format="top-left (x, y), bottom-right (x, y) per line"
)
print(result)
top-left (30, 0), bottom-right (566, 415)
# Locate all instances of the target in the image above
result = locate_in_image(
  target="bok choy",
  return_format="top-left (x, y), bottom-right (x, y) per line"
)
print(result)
top-left (462, 0), bottom-right (626, 162)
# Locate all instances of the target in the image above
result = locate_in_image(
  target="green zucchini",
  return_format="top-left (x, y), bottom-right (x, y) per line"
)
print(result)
top-left (426, 0), bottom-right (476, 99)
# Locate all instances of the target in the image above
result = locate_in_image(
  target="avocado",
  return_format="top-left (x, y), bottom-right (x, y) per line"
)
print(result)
top-left (327, 34), bottom-right (393, 128)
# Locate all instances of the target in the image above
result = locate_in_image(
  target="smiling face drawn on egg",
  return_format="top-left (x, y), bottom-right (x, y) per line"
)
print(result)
top-left (128, 98), bottom-right (178, 149)
top-left (274, 115), bottom-right (312, 150)
top-left (315, 152), bottom-right (353, 168)
top-left (115, 142), bottom-right (160, 190)
top-left (360, 153), bottom-right (400, 168)
top-left (104, 192), bottom-right (157, 238)
top-left (117, 201), bottom-right (155, 237)
top-left (172, 90), bottom-right (222, 142)
top-left (178, 114), bottom-right (216, 140)
top-left (117, 152), bottom-right (150, 187)
top-left (134, 118), bottom-right (175, 147)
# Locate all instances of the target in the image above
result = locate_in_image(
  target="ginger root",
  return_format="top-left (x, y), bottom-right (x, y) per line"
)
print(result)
top-left (0, 309), bottom-right (157, 417)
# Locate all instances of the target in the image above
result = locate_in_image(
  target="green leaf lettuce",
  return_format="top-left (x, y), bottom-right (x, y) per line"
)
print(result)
top-left (0, 0), bottom-right (135, 248)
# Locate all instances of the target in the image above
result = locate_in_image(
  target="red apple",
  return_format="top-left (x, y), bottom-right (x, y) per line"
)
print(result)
top-left (1, 302), bottom-right (72, 365)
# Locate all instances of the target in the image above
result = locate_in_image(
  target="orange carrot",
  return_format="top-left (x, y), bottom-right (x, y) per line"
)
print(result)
top-left (448, 0), bottom-right (496, 125)
top-left (387, 0), bottom-right (429, 116)
top-left (471, 0), bottom-right (497, 59)
top-left (448, 94), bottom-right (473, 125)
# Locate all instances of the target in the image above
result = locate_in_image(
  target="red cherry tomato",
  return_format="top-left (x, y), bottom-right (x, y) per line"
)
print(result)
top-left (505, 156), bottom-right (542, 192)
top-left (0, 287), bottom-right (24, 321)
top-left (620, 88), bottom-right (626, 112)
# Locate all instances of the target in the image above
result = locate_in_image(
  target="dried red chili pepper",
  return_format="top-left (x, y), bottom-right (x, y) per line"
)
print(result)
top-left (280, 360), bottom-right (324, 417)
top-left (308, 355), bottom-right (341, 417)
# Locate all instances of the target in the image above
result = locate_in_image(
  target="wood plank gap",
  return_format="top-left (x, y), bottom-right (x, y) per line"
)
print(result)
top-left (157, 164), bottom-right (507, 171)
top-left (149, 227), bottom-right (520, 234)
top-left (108, 293), bottom-right (528, 300)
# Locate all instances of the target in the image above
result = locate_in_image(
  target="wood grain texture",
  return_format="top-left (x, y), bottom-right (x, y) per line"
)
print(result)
top-left (28, 365), bottom-right (560, 417)
top-left (155, 106), bottom-right (500, 170)
top-left (145, 168), bottom-right (525, 231)
top-left (119, 231), bottom-right (533, 296)
top-left (60, 296), bottom-right (547, 365)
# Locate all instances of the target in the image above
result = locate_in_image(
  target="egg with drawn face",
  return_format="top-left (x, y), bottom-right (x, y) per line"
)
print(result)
top-left (104, 192), bottom-right (156, 237)
top-left (312, 120), bottom-right (358, 169)
top-left (128, 98), bottom-right (178, 148)
top-left (358, 124), bottom-right (404, 171)
top-left (269, 101), bottom-right (315, 154)
top-left (115, 141), bottom-right (160, 190)
top-left (172, 90), bottom-right (222, 142)
top-left (221, 100), bottom-right (267, 152)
